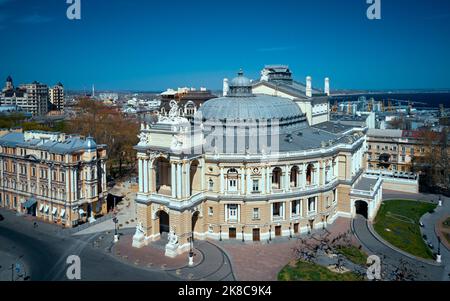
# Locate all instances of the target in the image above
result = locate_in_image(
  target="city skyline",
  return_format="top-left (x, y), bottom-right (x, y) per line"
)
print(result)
top-left (0, 0), bottom-right (450, 91)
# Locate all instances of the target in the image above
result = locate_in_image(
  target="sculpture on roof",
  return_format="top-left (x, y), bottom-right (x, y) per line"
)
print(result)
top-left (168, 100), bottom-right (179, 118)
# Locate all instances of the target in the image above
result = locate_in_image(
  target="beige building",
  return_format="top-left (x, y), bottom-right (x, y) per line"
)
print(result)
top-left (132, 71), bottom-right (383, 256)
top-left (0, 130), bottom-right (108, 227)
top-left (49, 82), bottom-right (65, 111)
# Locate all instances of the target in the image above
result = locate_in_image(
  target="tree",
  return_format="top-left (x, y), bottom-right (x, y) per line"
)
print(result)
top-left (412, 127), bottom-right (450, 191)
top-left (67, 99), bottom-right (139, 179)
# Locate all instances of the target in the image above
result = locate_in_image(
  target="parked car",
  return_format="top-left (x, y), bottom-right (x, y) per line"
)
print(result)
top-left (419, 222), bottom-right (425, 228)
top-left (0, 214), bottom-right (4, 221)
top-left (428, 243), bottom-right (434, 249)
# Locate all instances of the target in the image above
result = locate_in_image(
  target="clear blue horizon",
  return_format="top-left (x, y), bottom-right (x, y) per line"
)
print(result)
top-left (1, 0), bottom-right (450, 91)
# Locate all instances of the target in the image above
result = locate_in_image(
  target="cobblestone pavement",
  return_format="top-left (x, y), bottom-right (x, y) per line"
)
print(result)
top-left (216, 218), bottom-right (353, 281)
top-left (86, 229), bottom-right (234, 281)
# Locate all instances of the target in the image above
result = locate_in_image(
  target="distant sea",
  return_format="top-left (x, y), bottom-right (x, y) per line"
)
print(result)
top-left (330, 92), bottom-right (450, 108)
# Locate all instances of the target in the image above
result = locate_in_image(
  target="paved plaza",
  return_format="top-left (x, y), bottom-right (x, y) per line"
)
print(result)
top-left (1, 186), bottom-right (449, 281)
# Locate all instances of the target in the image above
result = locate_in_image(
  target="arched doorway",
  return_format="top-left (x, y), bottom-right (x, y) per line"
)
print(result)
top-left (158, 210), bottom-right (170, 234)
top-left (190, 160), bottom-right (201, 195)
top-left (154, 157), bottom-right (172, 196)
top-left (191, 211), bottom-right (200, 241)
top-left (355, 200), bottom-right (368, 219)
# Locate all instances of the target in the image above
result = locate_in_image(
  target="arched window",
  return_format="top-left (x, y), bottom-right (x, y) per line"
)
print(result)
top-left (306, 164), bottom-right (314, 185)
top-left (272, 167), bottom-right (282, 189)
top-left (290, 166), bottom-right (299, 188)
top-left (208, 179), bottom-right (214, 191)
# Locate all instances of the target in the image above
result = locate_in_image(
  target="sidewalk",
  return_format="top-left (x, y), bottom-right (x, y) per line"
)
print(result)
top-left (74, 189), bottom-right (138, 236)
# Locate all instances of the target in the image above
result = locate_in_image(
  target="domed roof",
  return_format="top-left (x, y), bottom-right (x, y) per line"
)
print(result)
top-left (84, 136), bottom-right (97, 151)
top-left (230, 70), bottom-right (251, 87)
top-left (197, 94), bottom-right (305, 122)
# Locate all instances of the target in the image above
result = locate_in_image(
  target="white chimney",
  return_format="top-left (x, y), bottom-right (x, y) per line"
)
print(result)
top-left (324, 77), bottom-right (330, 96)
top-left (306, 76), bottom-right (312, 97)
top-left (223, 78), bottom-right (229, 96)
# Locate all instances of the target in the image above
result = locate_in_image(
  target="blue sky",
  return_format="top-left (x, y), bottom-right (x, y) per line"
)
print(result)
top-left (0, 0), bottom-right (449, 91)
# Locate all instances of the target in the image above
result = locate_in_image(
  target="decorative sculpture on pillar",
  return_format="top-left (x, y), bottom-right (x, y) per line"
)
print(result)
top-left (132, 222), bottom-right (146, 248)
top-left (165, 227), bottom-right (179, 258)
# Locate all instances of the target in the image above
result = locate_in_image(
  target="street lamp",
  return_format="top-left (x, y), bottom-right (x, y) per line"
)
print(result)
top-left (113, 216), bottom-right (119, 242)
top-left (219, 225), bottom-right (222, 241)
top-left (437, 236), bottom-right (442, 263)
top-left (188, 233), bottom-right (194, 266)
top-left (241, 226), bottom-right (245, 242)
top-left (269, 226), bottom-right (272, 241)
top-left (9, 255), bottom-right (24, 282)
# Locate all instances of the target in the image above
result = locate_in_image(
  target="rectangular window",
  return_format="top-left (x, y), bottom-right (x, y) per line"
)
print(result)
top-left (228, 204), bottom-right (238, 221)
top-left (308, 197), bottom-right (316, 213)
top-left (228, 179), bottom-right (237, 192)
top-left (273, 202), bottom-right (281, 217)
top-left (291, 200), bottom-right (300, 215)
top-left (253, 208), bottom-right (260, 220)
top-left (61, 172), bottom-right (65, 183)
top-left (252, 179), bottom-right (259, 192)
top-left (208, 207), bottom-right (213, 216)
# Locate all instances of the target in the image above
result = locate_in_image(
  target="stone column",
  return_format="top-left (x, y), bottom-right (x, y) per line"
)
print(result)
top-left (148, 160), bottom-right (153, 193)
top-left (177, 163), bottom-right (182, 199)
top-left (185, 161), bottom-right (191, 198)
top-left (138, 159), bottom-right (143, 193)
top-left (261, 166), bottom-right (266, 194)
top-left (246, 168), bottom-right (251, 194)
top-left (240, 168), bottom-right (245, 195)
top-left (143, 159), bottom-right (148, 193)
top-left (220, 167), bottom-right (224, 194)
top-left (200, 160), bottom-right (205, 191)
top-left (285, 165), bottom-right (290, 191)
top-left (171, 162), bottom-right (176, 198)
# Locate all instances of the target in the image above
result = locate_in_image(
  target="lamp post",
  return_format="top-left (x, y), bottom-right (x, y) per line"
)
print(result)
top-left (269, 226), bottom-right (272, 241)
top-left (242, 226), bottom-right (245, 242)
top-left (219, 225), bottom-right (222, 241)
top-left (113, 216), bottom-right (119, 242)
top-left (289, 223), bottom-right (292, 238)
top-left (188, 233), bottom-right (194, 266)
top-left (437, 236), bottom-right (442, 263)
top-left (9, 255), bottom-right (24, 282)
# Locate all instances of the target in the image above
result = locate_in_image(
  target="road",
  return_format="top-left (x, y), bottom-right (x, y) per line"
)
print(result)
top-left (0, 209), bottom-right (171, 281)
top-left (352, 215), bottom-right (447, 281)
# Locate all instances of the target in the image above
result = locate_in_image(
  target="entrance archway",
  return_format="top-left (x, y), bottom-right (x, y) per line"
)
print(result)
top-left (158, 210), bottom-right (170, 234)
top-left (355, 200), bottom-right (368, 219)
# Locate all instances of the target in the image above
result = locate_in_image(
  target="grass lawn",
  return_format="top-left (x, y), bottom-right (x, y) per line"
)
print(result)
top-left (337, 246), bottom-right (368, 266)
top-left (373, 199), bottom-right (436, 259)
top-left (278, 260), bottom-right (364, 281)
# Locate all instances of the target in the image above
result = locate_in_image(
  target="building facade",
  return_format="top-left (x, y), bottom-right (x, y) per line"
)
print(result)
top-left (159, 87), bottom-right (217, 119)
top-left (0, 130), bottom-right (108, 227)
top-left (1, 77), bottom-right (50, 116)
top-left (133, 71), bottom-right (382, 256)
top-left (251, 65), bottom-right (331, 126)
top-left (49, 82), bottom-right (65, 111)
